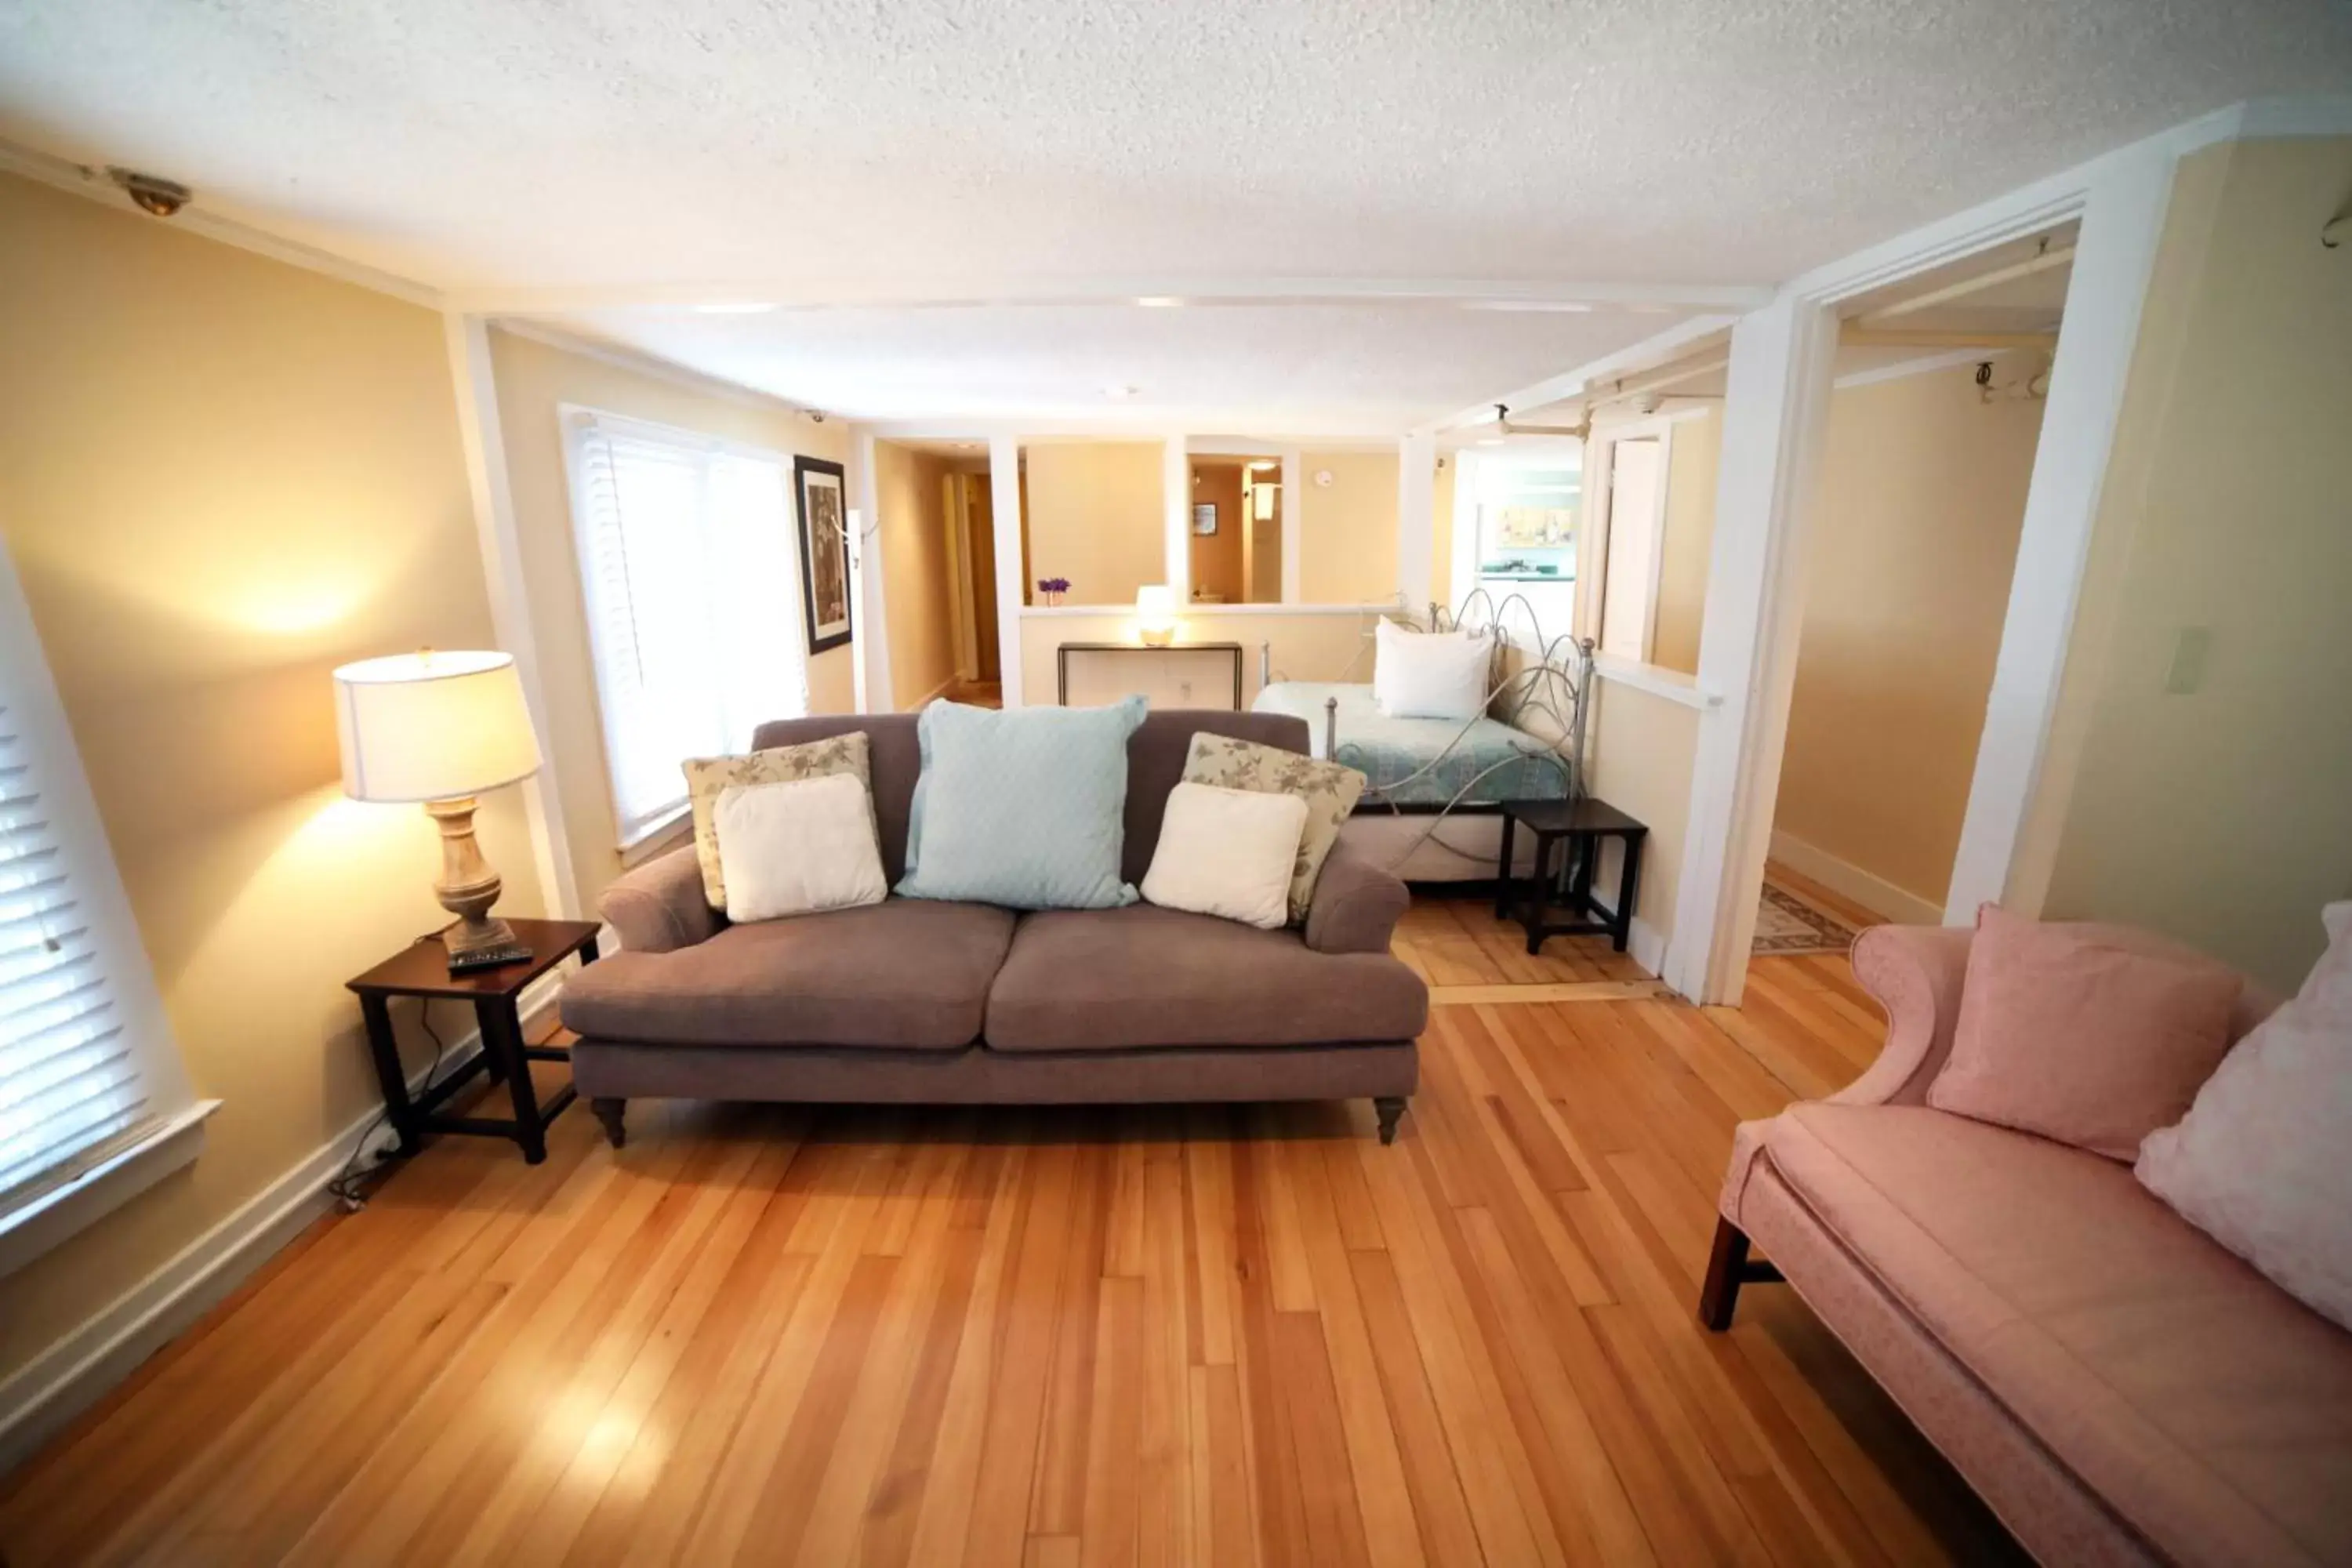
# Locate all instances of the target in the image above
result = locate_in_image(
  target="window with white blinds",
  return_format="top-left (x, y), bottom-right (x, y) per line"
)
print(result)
top-left (0, 546), bottom-right (194, 1233)
top-left (561, 408), bottom-right (812, 847)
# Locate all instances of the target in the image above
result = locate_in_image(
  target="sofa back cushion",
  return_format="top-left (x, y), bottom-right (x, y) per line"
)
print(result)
top-left (751, 707), bottom-right (1311, 887)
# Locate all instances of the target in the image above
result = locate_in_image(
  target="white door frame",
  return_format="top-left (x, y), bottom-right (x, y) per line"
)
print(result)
top-left (1664, 117), bottom-right (2212, 1005)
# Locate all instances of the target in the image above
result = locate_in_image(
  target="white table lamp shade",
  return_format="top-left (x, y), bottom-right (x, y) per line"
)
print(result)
top-left (333, 651), bottom-right (543, 803)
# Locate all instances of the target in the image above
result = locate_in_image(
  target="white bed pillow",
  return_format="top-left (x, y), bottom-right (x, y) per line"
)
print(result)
top-left (1372, 619), bottom-right (1489, 720)
top-left (714, 771), bottom-right (887, 923)
top-left (1141, 782), bottom-right (1309, 929)
top-left (2136, 902), bottom-right (2352, 1330)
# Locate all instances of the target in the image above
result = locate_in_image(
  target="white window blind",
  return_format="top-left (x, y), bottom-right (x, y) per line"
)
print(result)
top-left (562, 408), bottom-right (812, 846)
top-left (0, 550), bottom-right (194, 1232)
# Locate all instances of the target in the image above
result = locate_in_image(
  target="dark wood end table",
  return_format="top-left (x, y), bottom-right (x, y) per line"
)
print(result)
top-left (1494, 797), bottom-right (1650, 954)
top-left (347, 917), bottom-right (602, 1164)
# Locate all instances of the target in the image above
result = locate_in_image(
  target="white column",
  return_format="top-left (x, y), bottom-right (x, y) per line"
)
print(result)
top-left (1448, 448), bottom-right (1483, 613)
top-left (1163, 435), bottom-right (1190, 602)
top-left (989, 437), bottom-right (1026, 708)
top-left (1664, 294), bottom-right (1839, 1005)
top-left (1280, 450), bottom-right (1304, 604)
top-left (1947, 146), bottom-right (2177, 923)
top-left (1397, 431), bottom-right (1436, 617)
top-left (848, 428), bottom-right (892, 713)
top-left (442, 314), bottom-right (579, 918)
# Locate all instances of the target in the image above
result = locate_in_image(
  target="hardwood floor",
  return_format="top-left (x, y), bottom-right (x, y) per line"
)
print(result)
top-left (0, 899), bottom-right (2021, 1566)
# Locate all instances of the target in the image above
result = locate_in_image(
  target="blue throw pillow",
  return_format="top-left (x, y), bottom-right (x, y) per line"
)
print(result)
top-left (897, 696), bottom-right (1148, 910)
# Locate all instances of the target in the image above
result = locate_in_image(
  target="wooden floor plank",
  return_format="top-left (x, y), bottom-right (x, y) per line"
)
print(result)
top-left (0, 912), bottom-right (2018, 1566)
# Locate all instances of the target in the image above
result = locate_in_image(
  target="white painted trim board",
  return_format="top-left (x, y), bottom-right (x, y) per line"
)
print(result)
top-left (1767, 832), bottom-right (1945, 927)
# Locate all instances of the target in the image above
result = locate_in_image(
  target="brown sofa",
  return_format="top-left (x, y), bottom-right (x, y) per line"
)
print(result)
top-left (560, 710), bottom-right (1426, 1145)
top-left (1701, 924), bottom-right (2352, 1568)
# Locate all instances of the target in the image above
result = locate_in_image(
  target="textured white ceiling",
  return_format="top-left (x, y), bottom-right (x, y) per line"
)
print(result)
top-left (4, 0), bottom-right (2347, 425)
top-left (554, 301), bottom-right (1695, 432)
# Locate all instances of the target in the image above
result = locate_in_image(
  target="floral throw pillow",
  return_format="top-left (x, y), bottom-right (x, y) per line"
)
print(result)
top-left (681, 731), bottom-right (871, 909)
top-left (1181, 734), bottom-right (1364, 924)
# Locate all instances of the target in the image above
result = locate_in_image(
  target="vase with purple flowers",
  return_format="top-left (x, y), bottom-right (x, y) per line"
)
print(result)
top-left (1037, 576), bottom-right (1070, 606)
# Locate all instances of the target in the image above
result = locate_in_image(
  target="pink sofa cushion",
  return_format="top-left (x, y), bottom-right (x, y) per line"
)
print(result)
top-left (1928, 904), bottom-right (2242, 1160)
top-left (1755, 1102), bottom-right (2352, 1567)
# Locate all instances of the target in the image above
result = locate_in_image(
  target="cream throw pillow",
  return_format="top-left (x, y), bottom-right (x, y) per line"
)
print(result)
top-left (1141, 782), bottom-right (1309, 930)
top-left (682, 731), bottom-right (870, 909)
top-left (1181, 734), bottom-right (1364, 924)
top-left (713, 774), bottom-right (887, 923)
top-left (2137, 902), bottom-right (2352, 1330)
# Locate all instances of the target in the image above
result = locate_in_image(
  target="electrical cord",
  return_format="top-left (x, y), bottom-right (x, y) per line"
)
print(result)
top-left (325, 945), bottom-right (457, 1213)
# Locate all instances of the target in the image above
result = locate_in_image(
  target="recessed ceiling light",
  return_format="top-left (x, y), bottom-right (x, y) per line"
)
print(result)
top-left (1135, 296), bottom-right (1184, 308)
top-left (1247, 459), bottom-right (1276, 472)
top-left (694, 301), bottom-right (778, 314)
top-left (1104, 384), bottom-right (1141, 399)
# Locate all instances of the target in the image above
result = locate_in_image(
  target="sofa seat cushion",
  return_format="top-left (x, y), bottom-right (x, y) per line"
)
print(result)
top-left (560, 898), bottom-right (1014, 1050)
top-left (985, 904), bottom-right (1428, 1053)
top-left (1753, 1102), bottom-right (2352, 1568)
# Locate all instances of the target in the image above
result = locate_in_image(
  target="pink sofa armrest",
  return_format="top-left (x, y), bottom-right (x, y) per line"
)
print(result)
top-left (1833, 924), bottom-right (1975, 1107)
top-left (598, 844), bottom-right (719, 954)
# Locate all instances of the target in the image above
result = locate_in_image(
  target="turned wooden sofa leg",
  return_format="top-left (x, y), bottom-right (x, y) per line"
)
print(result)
top-left (590, 1097), bottom-right (627, 1149)
top-left (1374, 1096), bottom-right (1406, 1145)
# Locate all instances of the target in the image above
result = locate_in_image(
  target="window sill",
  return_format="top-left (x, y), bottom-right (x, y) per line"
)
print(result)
top-left (1592, 655), bottom-right (1722, 711)
top-left (616, 804), bottom-right (693, 866)
top-left (0, 1100), bottom-right (222, 1281)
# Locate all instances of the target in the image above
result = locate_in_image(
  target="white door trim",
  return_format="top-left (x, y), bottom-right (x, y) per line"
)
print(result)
top-left (989, 437), bottom-right (1026, 706)
top-left (1668, 123), bottom-right (2192, 1004)
top-left (443, 315), bottom-right (581, 918)
top-left (848, 427), bottom-right (891, 713)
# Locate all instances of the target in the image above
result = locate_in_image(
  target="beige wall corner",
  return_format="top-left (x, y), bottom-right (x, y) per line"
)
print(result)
top-left (1774, 361), bottom-right (2045, 910)
top-left (2031, 136), bottom-right (2352, 993)
top-left (873, 439), bottom-right (960, 707)
top-left (0, 171), bottom-right (543, 1388)
top-left (483, 326), bottom-right (853, 908)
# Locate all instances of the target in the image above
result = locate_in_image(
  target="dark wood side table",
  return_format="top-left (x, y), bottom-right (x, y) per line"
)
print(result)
top-left (347, 917), bottom-right (602, 1164)
top-left (1494, 797), bottom-right (1649, 954)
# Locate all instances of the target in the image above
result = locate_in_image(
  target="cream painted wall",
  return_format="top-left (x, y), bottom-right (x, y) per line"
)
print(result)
top-left (1584, 681), bottom-right (1700, 959)
top-left (486, 328), bottom-right (853, 907)
top-left (873, 441), bottom-right (958, 707)
top-left (2032, 137), bottom-right (2352, 995)
top-left (1020, 442), bottom-right (1166, 606)
top-left (1776, 362), bottom-right (2043, 909)
top-left (1300, 451), bottom-right (1399, 604)
top-left (1650, 413), bottom-right (1723, 676)
top-left (0, 173), bottom-right (545, 1385)
top-left (1018, 608), bottom-right (1385, 707)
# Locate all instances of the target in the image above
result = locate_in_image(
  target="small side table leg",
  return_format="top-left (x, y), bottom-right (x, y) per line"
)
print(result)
top-left (359, 993), bottom-right (423, 1156)
top-left (1613, 831), bottom-right (1645, 953)
top-left (1526, 832), bottom-right (1557, 955)
top-left (1494, 814), bottom-right (1518, 920)
top-left (478, 996), bottom-right (549, 1164)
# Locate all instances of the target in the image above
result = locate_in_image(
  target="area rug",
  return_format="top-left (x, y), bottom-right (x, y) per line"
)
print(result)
top-left (1753, 882), bottom-right (1859, 957)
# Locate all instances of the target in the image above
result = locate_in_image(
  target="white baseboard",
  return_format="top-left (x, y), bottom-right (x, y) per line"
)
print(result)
top-left (1768, 831), bottom-right (1944, 927)
top-left (902, 673), bottom-right (958, 712)
top-left (0, 971), bottom-right (568, 1475)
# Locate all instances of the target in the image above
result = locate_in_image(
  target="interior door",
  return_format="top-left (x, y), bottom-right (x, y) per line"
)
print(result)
top-left (1599, 437), bottom-right (1664, 662)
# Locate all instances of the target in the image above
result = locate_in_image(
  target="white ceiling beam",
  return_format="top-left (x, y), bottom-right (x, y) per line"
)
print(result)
top-left (447, 278), bottom-right (1773, 317)
top-left (1429, 313), bottom-right (1741, 437)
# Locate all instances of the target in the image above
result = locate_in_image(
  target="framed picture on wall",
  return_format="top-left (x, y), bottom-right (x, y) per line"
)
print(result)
top-left (793, 456), bottom-right (852, 655)
top-left (1192, 503), bottom-right (1218, 535)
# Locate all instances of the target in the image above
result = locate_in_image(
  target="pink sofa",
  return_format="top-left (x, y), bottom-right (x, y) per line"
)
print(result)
top-left (1701, 924), bottom-right (2352, 1568)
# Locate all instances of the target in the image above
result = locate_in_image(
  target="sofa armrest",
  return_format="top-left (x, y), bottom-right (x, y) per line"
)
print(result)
top-left (1833, 924), bottom-right (1974, 1106)
top-left (1304, 843), bottom-right (1410, 956)
top-left (599, 844), bottom-right (719, 954)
